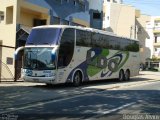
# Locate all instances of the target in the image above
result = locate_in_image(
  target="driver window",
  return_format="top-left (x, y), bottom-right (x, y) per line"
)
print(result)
top-left (58, 28), bottom-right (75, 68)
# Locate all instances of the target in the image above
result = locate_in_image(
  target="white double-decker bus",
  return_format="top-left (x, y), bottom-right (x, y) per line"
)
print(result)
top-left (15, 25), bottom-right (140, 86)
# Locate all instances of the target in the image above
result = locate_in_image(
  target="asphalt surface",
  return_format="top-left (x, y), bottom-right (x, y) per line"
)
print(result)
top-left (0, 71), bottom-right (160, 120)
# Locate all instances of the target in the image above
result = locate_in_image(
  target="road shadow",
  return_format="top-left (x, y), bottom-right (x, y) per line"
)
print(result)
top-left (32, 75), bottom-right (154, 90)
top-left (13, 90), bottom-right (160, 120)
top-left (0, 74), bottom-right (159, 120)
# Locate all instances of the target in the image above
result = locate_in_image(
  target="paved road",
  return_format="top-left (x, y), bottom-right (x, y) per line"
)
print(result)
top-left (0, 71), bottom-right (160, 120)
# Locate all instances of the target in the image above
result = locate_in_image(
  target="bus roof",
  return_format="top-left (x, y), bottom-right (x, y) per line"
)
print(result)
top-left (32, 25), bottom-right (139, 42)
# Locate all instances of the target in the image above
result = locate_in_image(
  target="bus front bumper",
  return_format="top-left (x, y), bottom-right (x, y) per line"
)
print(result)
top-left (23, 76), bottom-right (56, 84)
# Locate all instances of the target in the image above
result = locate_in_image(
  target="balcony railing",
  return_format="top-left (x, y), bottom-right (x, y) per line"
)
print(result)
top-left (153, 42), bottom-right (160, 47)
top-left (153, 30), bottom-right (160, 34)
top-left (154, 18), bottom-right (160, 22)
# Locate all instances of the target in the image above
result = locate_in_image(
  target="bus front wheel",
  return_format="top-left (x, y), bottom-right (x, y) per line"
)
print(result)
top-left (73, 71), bottom-right (82, 87)
top-left (119, 70), bottom-right (124, 82)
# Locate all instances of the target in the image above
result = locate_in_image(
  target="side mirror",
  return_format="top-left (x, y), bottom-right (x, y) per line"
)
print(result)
top-left (14, 46), bottom-right (25, 60)
top-left (51, 47), bottom-right (58, 62)
top-left (51, 51), bottom-right (56, 62)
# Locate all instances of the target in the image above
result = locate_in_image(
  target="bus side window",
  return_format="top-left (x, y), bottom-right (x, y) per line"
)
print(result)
top-left (58, 28), bottom-right (75, 68)
top-left (76, 30), bottom-right (91, 47)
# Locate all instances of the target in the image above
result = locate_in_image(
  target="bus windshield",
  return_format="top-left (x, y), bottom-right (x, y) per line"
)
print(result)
top-left (23, 48), bottom-right (56, 70)
top-left (26, 28), bottom-right (62, 45)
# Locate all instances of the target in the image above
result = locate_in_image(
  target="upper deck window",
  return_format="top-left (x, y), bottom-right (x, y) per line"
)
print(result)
top-left (26, 28), bottom-right (62, 45)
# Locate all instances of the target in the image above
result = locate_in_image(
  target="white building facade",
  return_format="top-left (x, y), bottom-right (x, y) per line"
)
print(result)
top-left (103, 0), bottom-right (137, 39)
top-left (146, 16), bottom-right (160, 58)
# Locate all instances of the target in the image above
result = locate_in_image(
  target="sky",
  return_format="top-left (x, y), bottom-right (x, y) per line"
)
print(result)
top-left (123, 0), bottom-right (160, 16)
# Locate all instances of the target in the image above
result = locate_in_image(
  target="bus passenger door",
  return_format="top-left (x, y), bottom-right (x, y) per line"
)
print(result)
top-left (56, 55), bottom-right (67, 83)
top-left (56, 28), bottom-right (75, 83)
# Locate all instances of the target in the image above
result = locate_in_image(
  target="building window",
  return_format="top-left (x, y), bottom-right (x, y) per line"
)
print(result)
top-left (6, 57), bottom-right (13, 65)
top-left (73, 0), bottom-right (76, 6)
top-left (93, 13), bottom-right (101, 19)
top-left (155, 48), bottom-right (157, 52)
top-left (1, 16), bottom-right (4, 21)
top-left (107, 16), bottom-right (109, 20)
top-left (155, 23), bottom-right (158, 26)
top-left (6, 6), bottom-right (13, 24)
top-left (0, 11), bottom-right (4, 22)
top-left (0, 16), bottom-right (4, 23)
top-left (33, 19), bottom-right (47, 27)
top-left (155, 36), bottom-right (157, 43)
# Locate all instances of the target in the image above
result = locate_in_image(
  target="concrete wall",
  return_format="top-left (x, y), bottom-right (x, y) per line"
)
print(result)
top-left (0, 0), bottom-right (18, 80)
top-left (103, 2), bottom-right (136, 39)
top-left (150, 16), bottom-right (160, 58)
top-left (111, 3), bottom-right (135, 38)
top-left (136, 14), bottom-right (151, 63)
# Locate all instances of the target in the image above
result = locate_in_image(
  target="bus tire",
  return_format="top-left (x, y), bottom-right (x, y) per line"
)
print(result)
top-left (125, 69), bottom-right (130, 81)
top-left (73, 71), bottom-right (82, 87)
top-left (119, 70), bottom-right (124, 82)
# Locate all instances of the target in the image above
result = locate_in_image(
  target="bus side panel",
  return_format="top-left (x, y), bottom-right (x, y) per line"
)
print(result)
top-left (85, 48), bottom-right (131, 80)
top-left (65, 47), bottom-right (139, 82)
top-left (128, 52), bottom-right (140, 77)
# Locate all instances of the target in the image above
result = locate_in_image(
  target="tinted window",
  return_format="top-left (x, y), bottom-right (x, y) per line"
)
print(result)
top-left (58, 28), bottom-right (75, 67)
top-left (101, 34), bottom-right (139, 52)
top-left (125, 40), bottom-right (139, 52)
top-left (76, 29), bottom-right (139, 52)
top-left (104, 35), bottom-right (117, 49)
top-left (102, 35), bottom-right (110, 48)
top-left (26, 28), bottom-right (62, 45)
top-left (92, 33), bottom-right (100, 47)
top-left (76, 30), bottom-right (91, 47)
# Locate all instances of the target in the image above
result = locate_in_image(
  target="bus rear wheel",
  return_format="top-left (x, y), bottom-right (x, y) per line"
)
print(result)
top-left (119, 70), bottom-right (124, 82)
top-left (125, 70), bottom-right (130, 81)
top-left (73, 71), bottom-right (82, 87)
